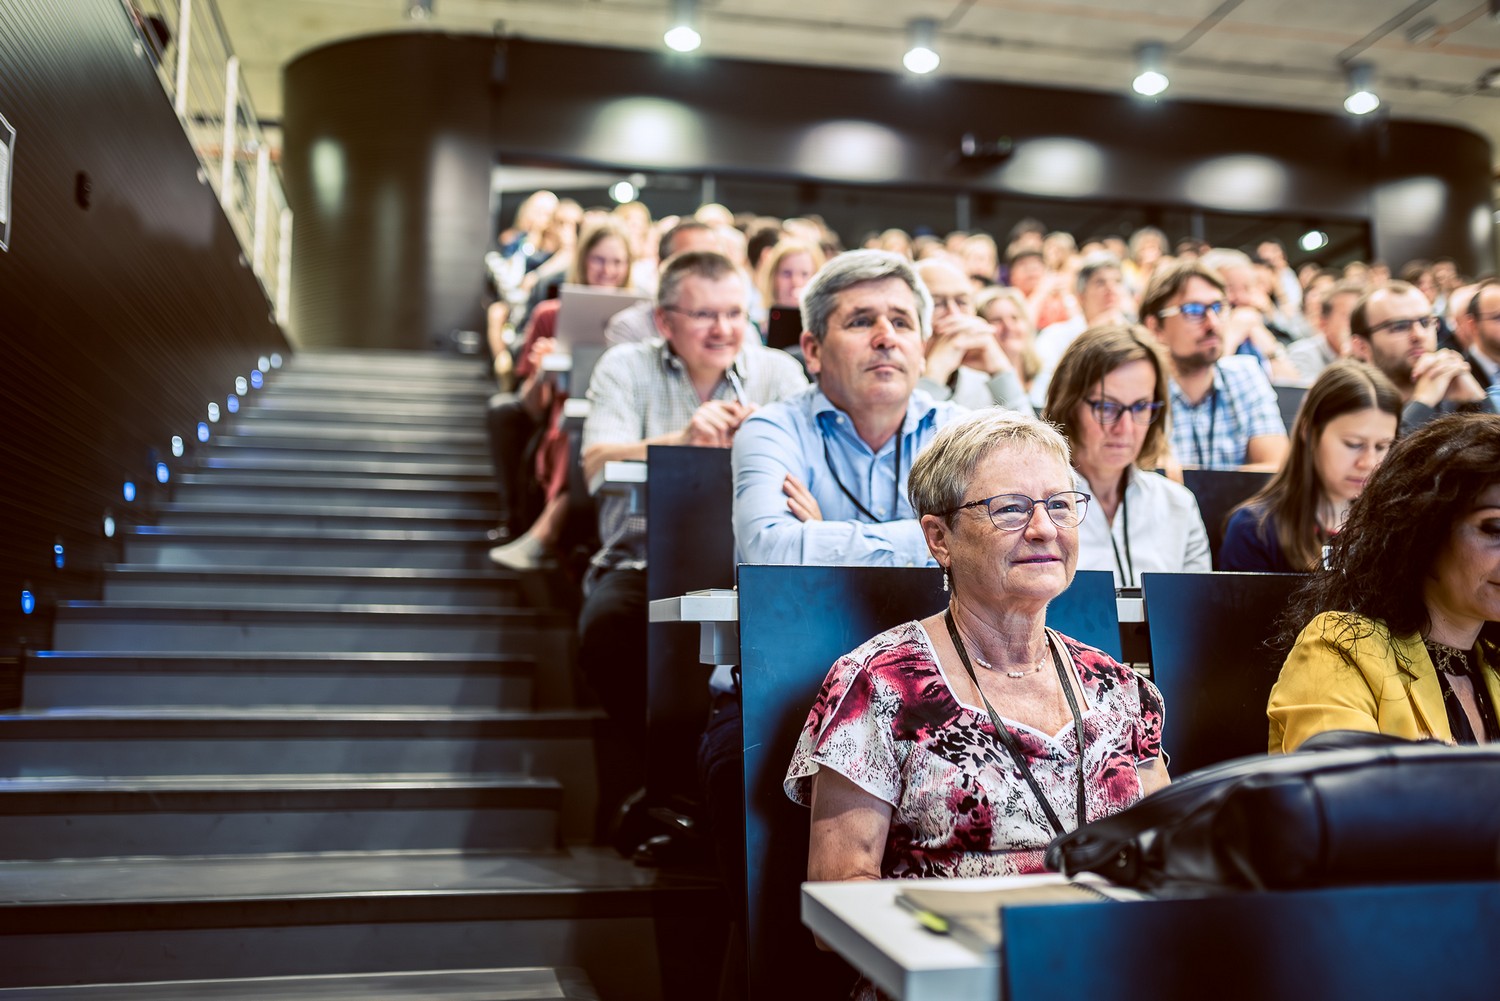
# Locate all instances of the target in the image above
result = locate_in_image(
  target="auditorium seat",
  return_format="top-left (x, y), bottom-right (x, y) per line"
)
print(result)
top-left (1142, 570), bottom-right (1307, 776)
top-left (1182, 469), bottom-right (1273, 567)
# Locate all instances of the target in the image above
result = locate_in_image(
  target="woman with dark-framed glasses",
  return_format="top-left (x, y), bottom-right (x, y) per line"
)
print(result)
top-left (785, 410), bottom-right (1169, 923)
top-left (1043, 324), bottom-right (1210, 586)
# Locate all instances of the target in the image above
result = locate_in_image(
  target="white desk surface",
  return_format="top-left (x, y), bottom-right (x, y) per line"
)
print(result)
top-left (561, 398), bottom-right (591, 420)
top-left (587, 459), bottom-right (647, 497)
top-left (647, 588), bottom-right (738, 623)
top-left (802, 873), bottom-right (1134, 1001)
top-left (540, 353), bottom-right (573, 373)
top-left (655, 590), bottom-right (1146, 625)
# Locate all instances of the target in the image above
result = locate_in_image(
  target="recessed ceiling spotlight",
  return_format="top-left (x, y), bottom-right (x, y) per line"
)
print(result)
top-left (903, 18), bottom-right (940, 75)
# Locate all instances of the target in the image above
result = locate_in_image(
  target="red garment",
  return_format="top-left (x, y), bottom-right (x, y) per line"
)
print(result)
top-left (514, 299), bottom-right (570, 502)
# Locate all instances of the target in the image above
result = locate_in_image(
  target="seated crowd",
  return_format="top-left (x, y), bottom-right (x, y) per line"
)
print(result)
top-left (479, 191), bottom-right (1500, 990)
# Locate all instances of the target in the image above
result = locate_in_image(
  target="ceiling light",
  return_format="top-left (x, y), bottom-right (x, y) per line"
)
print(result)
top-left (1132, 42), bottom-right (1169, 97)
top-left (405, 0), bottom-right (432, 20)
top-left (665, 0), bottom-right (701, 52)
top-left (1299, 230), bottom-right (1329, 252)
top-left (610, 180), bottom-right (637, 203)
top-left (903, 18), bottom-right (940, 75)
top-left (1343, 63), bottom-right (1379, 115)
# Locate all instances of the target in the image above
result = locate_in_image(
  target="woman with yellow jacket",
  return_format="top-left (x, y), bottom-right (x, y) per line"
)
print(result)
top-left (1268, 413), bottom-right (1500, 751)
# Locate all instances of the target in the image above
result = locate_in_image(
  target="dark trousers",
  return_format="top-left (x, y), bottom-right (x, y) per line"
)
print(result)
top-left (485, 394), bottom-right (540, 536)
top-left (578, 567), bottom-right (649, 832)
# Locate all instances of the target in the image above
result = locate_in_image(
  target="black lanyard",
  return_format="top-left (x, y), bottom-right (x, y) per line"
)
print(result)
top-left (820, 419), bottom-right (903, 524)
top-left (944, 610), bottom-right (1087, 837)
top-left (1111, 480), bottom-right (1135, 587)
top-left (1190, 381), bottom-right (1219, 468)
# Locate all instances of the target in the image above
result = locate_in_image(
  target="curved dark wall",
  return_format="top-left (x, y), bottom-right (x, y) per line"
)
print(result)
top-left (283, 33), bottom-right (495, 349)
top-left (0, 0), bottom-right (287, 660)
top-left (284, 35), bottom-right (1494, 352)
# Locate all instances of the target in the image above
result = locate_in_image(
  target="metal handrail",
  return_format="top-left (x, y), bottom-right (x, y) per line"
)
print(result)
top-left (124, 0), bottom-right (294, 337)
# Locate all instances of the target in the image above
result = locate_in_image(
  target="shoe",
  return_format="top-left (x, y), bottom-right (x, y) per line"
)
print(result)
top-left (488, 530), bottom-right (556, 571)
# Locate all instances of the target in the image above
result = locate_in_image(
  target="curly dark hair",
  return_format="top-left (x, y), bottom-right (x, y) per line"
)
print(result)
top-left (1279, 412), bottom-right (1500, 670)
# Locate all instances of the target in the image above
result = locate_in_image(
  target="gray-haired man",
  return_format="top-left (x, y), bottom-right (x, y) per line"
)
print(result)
top-left (731, 248), bottom-right (967, 566)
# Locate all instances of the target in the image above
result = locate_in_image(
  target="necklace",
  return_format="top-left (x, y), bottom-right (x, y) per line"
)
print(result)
top-left (972, 649), bottom-right (1047, 679)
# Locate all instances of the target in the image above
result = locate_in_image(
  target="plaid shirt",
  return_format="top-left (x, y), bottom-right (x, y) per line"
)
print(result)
top-left (582, 338), bottom-right (808, 580)
top-left (1168, 355), bottom-right (1285, 470)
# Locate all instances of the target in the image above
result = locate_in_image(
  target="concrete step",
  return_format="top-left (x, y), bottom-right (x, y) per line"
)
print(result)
top-left (0, 968), bottom-right (600, 1001)
top-left (259, 377), bottom-right (493, 404)
top-left (282, 351), bottom-right (487, 378)
top-left (121, 526), bottom-right (498, 570)
top-left (0, 848), bottom-right (716, 999)
top-left (235, 402), bottom-right (483, 429)
top-left (149, 502), bottom-right (497, 533)
top-left (206, 437), bottom-right (489, 463)
top-left (0, 773), bottom-right (567, 858)
top-left (219, 423), bottom-right (488, 448)
top-left (22, 650), bottom-right (537, 711)
top-left (192, 456), bottom-right (492, 481)
top-left (0, 710), bottom-right (601, 836)
top-left (100, 566), bottom-right (524, 608)
top-left (168, 474), bottom-right (499, 512)
top-left (50, 602), bottom-right (570, 661)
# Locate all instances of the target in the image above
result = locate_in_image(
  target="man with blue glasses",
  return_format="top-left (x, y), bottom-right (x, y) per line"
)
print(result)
top-left (1142, 259), bottom-right (1289, 470)
top-left (1350, 279), bottom-right (1495, 434)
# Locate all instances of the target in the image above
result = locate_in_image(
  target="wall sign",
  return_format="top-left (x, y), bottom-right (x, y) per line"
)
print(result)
top-left (0, 111), bottom-right (13, 251)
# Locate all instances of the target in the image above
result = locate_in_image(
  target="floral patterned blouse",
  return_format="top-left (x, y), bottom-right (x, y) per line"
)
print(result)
top-left (785, 620), bottom-right (1165, 878)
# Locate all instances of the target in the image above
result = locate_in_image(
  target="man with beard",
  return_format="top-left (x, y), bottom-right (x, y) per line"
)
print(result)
top-left (1349, 280), bottom-right (1494, 434)
top-left (1142, 260), bottom-right (1289, 470)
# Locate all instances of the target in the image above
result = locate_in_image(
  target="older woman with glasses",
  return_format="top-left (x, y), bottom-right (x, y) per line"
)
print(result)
top-left (1043, 324), bottom-right (1210, 586)
top-left (786, 411), bottom-right (1169, 945)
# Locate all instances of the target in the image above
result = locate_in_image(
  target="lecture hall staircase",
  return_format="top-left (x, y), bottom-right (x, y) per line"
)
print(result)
top-left (0, 350), bottom-right (720, 1001)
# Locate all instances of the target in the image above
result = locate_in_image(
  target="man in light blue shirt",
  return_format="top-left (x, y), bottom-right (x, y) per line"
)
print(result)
top-left (732, 250), bottom-right (966, 566)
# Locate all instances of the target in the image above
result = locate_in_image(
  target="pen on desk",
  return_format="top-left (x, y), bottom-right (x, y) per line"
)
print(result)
top-left (893, 892), bottom-right (950, 935)
top-left (725, 366), bottom-right (749, 408)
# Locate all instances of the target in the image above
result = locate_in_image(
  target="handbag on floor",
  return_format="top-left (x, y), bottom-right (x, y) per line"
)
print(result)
top-left (1045, 732), bottom-right (1500, 893)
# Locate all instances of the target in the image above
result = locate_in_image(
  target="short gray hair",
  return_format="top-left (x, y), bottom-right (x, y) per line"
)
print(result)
top-left (908, 410), bottom-right (1073, 522)
top-left (657, 250), bottom-right (742, 310)
top-left (799, 249), bottom-right (933, 343)
top-left (1075, 251), bottom-right (1122, 297)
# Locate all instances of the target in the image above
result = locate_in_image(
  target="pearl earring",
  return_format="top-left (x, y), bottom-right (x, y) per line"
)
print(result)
top-left (942, 569), bottom-right (950, 592)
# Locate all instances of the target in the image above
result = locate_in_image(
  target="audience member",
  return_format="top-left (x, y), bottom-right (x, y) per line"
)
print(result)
top-left (1461, 278), bottom-right (1500, 391)
top-left (959, 232), bottom-right (1000, 287)
top-left (605, 221), bottom-right (722, 346)
top-left (487, 219), bottom-right (634, 564)
top-left (1441, 282), bottom-right (1480, 353)
top-left (1268, 413), bottom-right (1500, 750)
top-left (786, 413), bottom-right (1168, 969)
top-left (1220, 360), bottom-right (1400, 573)
top-left (1348, 280), bottom-right (1495, 434)
top-left (976, 286), bottom-right (1043, 401)
top-left (1287, 280), bottom-right (1361, 382)
top-left (576, 250), bottom-right (807, 839)
top-left (1033, 252), bottom-right (1132, 403)
top-left (754, 239), bottom-right (824, 331)
top-left (1043, 324), bottom-right (1210, 586)
top-left (1008, 247), bottom-right (1072, 330)
top-left (1199, 248), bottom-right (1300, 383)
top-left (732, 250), bottom-right (965, 564)
top-left (1142, 260), bottom-right (1289, 469)
top-left (915, 258), bottom-right (1031, 412)
top-left (1124, 226), bottom-right (1167, 297)
top-left (1256, 239), bottom-right (1303, 317)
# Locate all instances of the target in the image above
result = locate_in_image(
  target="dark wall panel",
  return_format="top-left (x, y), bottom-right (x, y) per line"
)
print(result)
top-left (283, 33), bottom-right (495, 350)
top-left (282, 35), bottom-right (1493, 362)
top-left (0, 0), bottom-right (286, 654)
